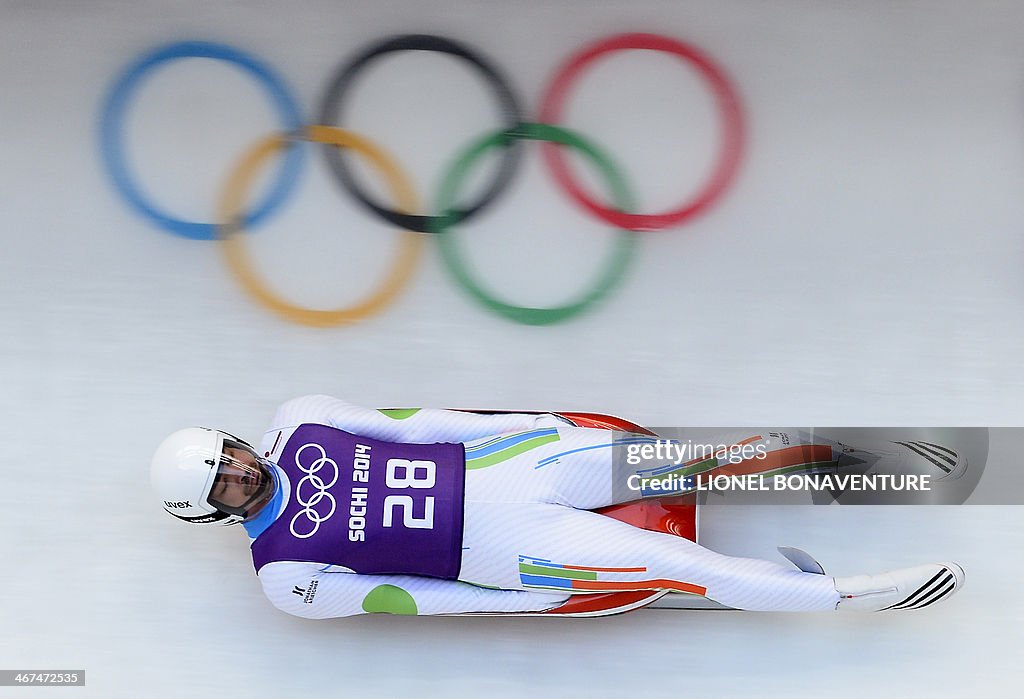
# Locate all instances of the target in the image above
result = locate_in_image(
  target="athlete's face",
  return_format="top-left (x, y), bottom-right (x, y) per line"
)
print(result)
top-left (210, 446), bottom-right (272, 517)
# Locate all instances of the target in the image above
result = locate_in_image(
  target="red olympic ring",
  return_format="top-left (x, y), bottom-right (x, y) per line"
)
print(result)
top-left (539, 32), bottom-right (746, 232)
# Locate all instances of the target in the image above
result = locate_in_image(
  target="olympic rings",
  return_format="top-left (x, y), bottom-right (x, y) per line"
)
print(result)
top-left (99, 41), bottom-right (305, 240)
top-left (218, 125), bottom-right (423, 327)
top-left (434, 123), bottom-right (636, 325)
top-left (98, 33), bottom-right (747, 326)
top-left (290, 442), bottom-right (340, 539)
top-left (539, 33), bottom-right (745, 231)
top-left (317, 34), bottom-right (524, 233)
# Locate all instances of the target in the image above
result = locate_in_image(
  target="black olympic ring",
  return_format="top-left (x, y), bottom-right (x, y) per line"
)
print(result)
top-left (317, 34), bottom-right (525, 233)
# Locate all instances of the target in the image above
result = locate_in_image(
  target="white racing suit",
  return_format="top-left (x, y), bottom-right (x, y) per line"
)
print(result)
top-left (249, 395), bottom-right (841, 618)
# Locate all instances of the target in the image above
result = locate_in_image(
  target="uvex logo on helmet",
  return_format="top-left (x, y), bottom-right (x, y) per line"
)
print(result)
top-left (164, 500), bottom-right (192, 509)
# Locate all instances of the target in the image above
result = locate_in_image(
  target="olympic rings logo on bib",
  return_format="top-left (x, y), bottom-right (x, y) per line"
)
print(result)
top-left (99, 33), bottom-right (746, 326)
top-left (289, 442), bottom-right (340, 539)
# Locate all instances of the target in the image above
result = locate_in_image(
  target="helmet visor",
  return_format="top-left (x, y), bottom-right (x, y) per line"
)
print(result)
top-left (207, 439), bottom-right (275, 519)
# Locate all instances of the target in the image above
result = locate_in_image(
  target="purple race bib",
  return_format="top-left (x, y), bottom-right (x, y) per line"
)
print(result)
top-left (250, 424), bottom-right (466, 578)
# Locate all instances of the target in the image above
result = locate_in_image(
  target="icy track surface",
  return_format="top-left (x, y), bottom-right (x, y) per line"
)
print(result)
top-left (1, 1), bottom-right (1023, 697)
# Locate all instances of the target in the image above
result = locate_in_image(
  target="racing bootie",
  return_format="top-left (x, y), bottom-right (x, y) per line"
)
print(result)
top-left (837, 439), bottom-right (968, 481)
top-left (834, 562), bottom-right (965, 611)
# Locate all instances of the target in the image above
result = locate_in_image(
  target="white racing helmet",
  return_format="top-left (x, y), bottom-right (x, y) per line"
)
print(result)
top-left (151, 427), bottom-right (275, 525)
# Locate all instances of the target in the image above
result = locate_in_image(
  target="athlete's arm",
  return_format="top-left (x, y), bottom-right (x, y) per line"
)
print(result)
top-left (257, 561), bottom-right (569, 618)
top-left (270, 394), bottom-right (569, 443)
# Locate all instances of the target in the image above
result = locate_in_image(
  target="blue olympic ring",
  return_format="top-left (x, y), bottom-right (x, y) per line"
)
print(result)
top-left (98, 40), bottom-right (306, 241)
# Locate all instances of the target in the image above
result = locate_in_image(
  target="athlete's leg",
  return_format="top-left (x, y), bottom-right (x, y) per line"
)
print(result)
top-left (461, 433), bottom-right (966, 613)
top-left (460, 500), bottom-right (966, 612)
top-left (463, 426), bottom-right (837, 508)
top-left (459, 500), bottom-right (841, 612)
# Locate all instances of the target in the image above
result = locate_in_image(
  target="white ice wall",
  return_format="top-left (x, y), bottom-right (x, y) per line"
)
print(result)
top-left (1, 1), bottom-right (1022, 697)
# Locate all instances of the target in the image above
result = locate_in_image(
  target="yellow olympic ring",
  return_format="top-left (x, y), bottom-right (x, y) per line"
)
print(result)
top-left (217, 124), bottom-right (423, 327)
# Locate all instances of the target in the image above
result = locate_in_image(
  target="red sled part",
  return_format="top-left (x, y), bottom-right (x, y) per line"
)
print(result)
top-left (456, 409), bottom-right (701, 616)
